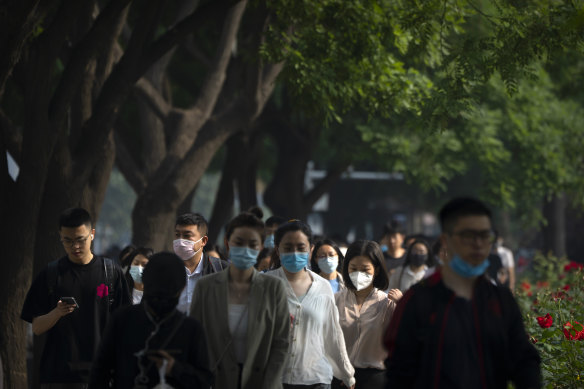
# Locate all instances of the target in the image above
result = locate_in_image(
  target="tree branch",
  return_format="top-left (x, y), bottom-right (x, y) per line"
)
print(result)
top-left (134, 78), bottom-right (172, 119)
top-left (0, 109), bottom-right (22, 163)
top-left (48, 0), bottom-right (132, 129)
top-left (303, 163), bottom-right (350, 210)
top-left (71, 0), bottom-right (168, 178)
top-left (113, 131), bottom-right (146, 194)
top-left (140, 0), bottom-right (227, 70)
top-left (183, 37), bottom-right (212, 68)
top-left (166, 0), bottom-right (248, 158)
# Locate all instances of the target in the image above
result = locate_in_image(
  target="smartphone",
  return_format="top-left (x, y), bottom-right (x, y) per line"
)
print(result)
top-left (60, 297), bottom-right (79, 308)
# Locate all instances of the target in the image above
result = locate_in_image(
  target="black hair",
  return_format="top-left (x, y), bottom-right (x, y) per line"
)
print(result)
top-left (271, 220), bottom-right (313, 269)
top-left (310, 239), bottom-right (344, 274)
top-left (382, 220), bottom-right (405, 237)
top-left (439, 197), bottom-right (492, 233)
top-left (204, 244), bottom-right (227, 261)
top-left (118, 244), bottom-right (137, 264)
top-left (342, 239), bottom-right (389, 291)
top-left (265, 215), bottom-right (286, 227)
top-left (59, 208), bottom-right (93, 229)
top-left (397, 239), bottom-right (432, 289)
top-left (142, 252), bottom-right (186, 296)
top-left (123, 247), bottom-right (154, 290)
top-left (225, 207), bottom-right (265, 241)
top-left (175, 212), bottom-right (209, 236)
top-left (274, 219), bottom-right (313, 247)
top-left (255, 247), bottom-right (274, 269)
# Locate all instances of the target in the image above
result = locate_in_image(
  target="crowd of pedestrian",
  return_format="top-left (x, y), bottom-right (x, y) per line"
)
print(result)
top-left (21, 197), bottom-right (541, 388)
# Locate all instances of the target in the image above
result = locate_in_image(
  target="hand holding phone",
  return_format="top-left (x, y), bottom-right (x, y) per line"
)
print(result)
top-left (60, 297), bottom-right (79, 308)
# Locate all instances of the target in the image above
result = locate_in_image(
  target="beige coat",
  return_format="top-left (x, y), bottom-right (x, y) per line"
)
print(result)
top-left (190, 268), bottom-right (289, 389)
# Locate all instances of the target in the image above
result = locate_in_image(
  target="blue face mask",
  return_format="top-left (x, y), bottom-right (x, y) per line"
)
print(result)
top-left (264, 234), bottom-right (275, 249)
top-left (449, 254), bottom-right (490, 278)
top-left (281, 252), bottom-right (309, 273)
top-left (380, 244), bottom-right (389, 253)
top-left (317, 256), bottom-right (338, 274)
top-left (230, 246), bottom-right (259, 270)
top-left (129, 265), bottom-right (144, 284)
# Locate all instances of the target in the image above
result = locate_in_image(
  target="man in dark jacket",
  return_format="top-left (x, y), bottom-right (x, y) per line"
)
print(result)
top-left (89, 252), bottom-right (214, 388)
top-left (172, 213), bottom-right (228, 314)
top-left (384, 197), bottom-right (540, 389)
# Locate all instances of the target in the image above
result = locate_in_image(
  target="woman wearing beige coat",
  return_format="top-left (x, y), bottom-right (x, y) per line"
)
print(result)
top-left (190, 210), bottom-right (290, 389)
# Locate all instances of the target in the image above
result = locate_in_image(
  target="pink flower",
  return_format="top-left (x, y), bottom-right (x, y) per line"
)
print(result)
top-left (96, 283), bottom-right (109, 298)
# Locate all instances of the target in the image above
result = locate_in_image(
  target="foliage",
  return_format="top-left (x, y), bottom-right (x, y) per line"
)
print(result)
top-left (516, 254), bottom-right (584, 388)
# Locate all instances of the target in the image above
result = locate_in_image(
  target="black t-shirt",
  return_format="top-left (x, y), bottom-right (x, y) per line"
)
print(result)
top-left (384, 252), bottom-right (406, 271)
top-left (21, 255), bottom-right (130, 383)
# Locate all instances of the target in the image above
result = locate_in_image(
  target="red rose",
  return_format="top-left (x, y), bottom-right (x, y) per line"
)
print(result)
top-left (564, 261), bottom-right (584, 272)
top-left (563, 284), bottom-right (571, 291)
top-left (563, 321), bottom-right (584, 340)
top-left (536, 313), bottom-right (553, 328)
top-left (96, 283), bottom-right (109, 298)
top-left (521, 281), bottom-right (531, 291)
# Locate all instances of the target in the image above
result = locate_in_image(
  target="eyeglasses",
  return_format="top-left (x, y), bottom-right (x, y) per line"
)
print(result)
top-left (61, 234), bottom-right (92, 248)
top-left (452, 229), bottom-right (496, 246)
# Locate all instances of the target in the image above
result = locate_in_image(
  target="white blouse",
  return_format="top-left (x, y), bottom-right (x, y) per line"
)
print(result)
top-left (132, 288), bottom-right (143, 305)
top-left (388, 265), bottom-right (427, 292)
top-left (268, 268), bottom-right (355, 387)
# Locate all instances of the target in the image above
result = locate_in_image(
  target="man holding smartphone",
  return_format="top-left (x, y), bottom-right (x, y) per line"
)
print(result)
top-left (21, 207), bottom-right (130, 388)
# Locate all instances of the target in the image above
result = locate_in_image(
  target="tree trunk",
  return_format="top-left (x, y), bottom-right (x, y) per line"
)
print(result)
top-left (542, 194), bottom-right (566, 258)
top-left (236, 132), bottom-right (260, 210)
top-left (263, 120), bottom-right (313, 220)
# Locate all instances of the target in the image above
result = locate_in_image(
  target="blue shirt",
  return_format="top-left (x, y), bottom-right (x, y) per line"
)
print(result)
top-left (328, 278), bottom-right (340, 294)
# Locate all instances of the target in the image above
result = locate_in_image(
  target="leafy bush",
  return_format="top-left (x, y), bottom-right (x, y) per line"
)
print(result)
top-left (516, 253), bottom-right (584, 388)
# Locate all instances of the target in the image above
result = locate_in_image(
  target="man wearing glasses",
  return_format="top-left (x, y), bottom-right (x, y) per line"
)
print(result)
top-left (21, 207), bottom-right (130, 388)
top-left (384, 197), bottom-right (541, 389)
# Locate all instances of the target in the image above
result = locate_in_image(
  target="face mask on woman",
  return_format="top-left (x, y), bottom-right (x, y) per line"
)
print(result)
top-left (129, 265), bottom-right (144, 283)
top-left (317, 256), bottom-right (338, 274)
top-left (229, 246), bottom-right (260, 270)
top-left (280, 252), bottom-right (309, 273)
top-left (349, 271), bottom-right (373, 291)
top-left (408, 253), bottom-right (427, 267)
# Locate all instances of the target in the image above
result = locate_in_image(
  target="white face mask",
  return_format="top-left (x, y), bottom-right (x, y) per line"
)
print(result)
top-left (173, 237), bottom-right (203, 261)
top-left (349, 271), bottom-right (373, 291)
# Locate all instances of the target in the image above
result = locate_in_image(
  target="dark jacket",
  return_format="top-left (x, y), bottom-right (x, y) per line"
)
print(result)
top-left (89, 304), bottom-right (213, 388)
top-left (202, 253), bottom-right (228, 275)
top-left (384, 271), bottom-right (541, 389)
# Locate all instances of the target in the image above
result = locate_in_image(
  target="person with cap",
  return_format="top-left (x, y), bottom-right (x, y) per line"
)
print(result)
top-left (89, 252), bottom-right (214, 389)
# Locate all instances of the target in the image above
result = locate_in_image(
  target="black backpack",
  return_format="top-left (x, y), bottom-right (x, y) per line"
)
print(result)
top-left (46, 256), bottom-right (116, 308)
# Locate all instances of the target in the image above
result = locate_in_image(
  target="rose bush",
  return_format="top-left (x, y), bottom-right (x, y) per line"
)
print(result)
top-left (516, 253), bottom-right (584, 388)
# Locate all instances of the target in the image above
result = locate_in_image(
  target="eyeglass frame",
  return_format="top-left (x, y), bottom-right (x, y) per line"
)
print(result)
top-left (61, 233), bottom-right (92, 248)
top-left (450, 229), bottom-right (497, 246)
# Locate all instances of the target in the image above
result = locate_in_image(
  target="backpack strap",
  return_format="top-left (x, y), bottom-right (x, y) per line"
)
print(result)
top-left (46, 259), bottom-right (61, 302)
top-left (208, 256), bottom-right (225, 273)
top-left (102, 257), bottom-right (115, 308)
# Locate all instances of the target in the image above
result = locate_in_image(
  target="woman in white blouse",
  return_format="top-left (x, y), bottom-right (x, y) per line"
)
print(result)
top-left (387, 239), bottom-right (432, 293)
top-left (269, 220), bottom-right (355, 389)
top-left (333, 240), bottom-right (400, 389)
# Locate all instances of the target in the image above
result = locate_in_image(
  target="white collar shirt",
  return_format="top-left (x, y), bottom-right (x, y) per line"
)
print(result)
top-left (268, 268), bottom-right (355, 387)
top-left (388, 265), bottom-right (427, 292)
top-left (177, 256), bottom-right (204, 315)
